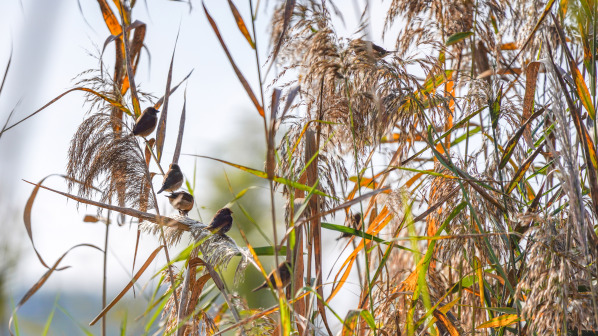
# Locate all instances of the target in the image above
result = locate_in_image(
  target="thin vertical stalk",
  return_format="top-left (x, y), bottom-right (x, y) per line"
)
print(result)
top-left (343, 75), bottom-right (376, 330)
top-left (102, 214), bottom-right (110, 336)
top-left (248, 1), bottom-right (286, 332)
top-left (247, 0), bottom-right (277, 268)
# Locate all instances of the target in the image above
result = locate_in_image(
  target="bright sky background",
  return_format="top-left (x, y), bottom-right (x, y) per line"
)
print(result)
top-left (0, 0), bottom-right (399, 332)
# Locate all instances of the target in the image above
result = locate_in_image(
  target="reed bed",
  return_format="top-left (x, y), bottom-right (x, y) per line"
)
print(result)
top-left (2, 0), bottom-right (598, 335)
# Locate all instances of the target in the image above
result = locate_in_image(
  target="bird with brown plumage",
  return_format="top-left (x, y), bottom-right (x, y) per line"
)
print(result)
top-left (252, 261), bottom-right (292, 292)
top-left (206, 207), bottom-right (233, 234)
top-left (131, 107), bottom-right (159, 137)
top-left (157, 163), bottom-right (184, 194)
top-left (165, 191), bottom-right (194, 215)
top-left (336, 212), bottom-right (362, 240)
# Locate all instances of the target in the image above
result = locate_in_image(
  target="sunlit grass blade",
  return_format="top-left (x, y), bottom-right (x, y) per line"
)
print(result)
top-left (432, 310), bottom-right (460, 335)
top-left (1, 87), bottom-right (131, 135)
top-left (186, 154), bottom-right (332, 198)
top-left (203, 2), bottom-right (264, 117)
top-left (96, 0), bottom-right (122, 35)
top-left (156, 30), bottom-right (179, 162)
top-left (327, 207), bottom-right (393, 303)
top-left (227, 0), bottom-right (255, 48)
top-left (476, 314), bottom-right (520, 329)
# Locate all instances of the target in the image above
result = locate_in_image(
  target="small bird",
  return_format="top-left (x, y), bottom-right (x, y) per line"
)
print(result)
top-left (157, 163), bottom-right (184, 194)
top-left (131, 107), bottom-right (159, 137)
top-left (252, 261), bottom-right (293, 292)
top-left (165, 191), bottom-right (194, 215)
top-left (206, 208), bottom-right (233, 234)
top-left (336, 212), bottom-right (362, 240)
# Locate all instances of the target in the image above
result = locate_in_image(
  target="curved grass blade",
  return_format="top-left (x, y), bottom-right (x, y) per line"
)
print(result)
top-left (23, 180), bottom-right (193, 231)
top-left (187, 154), bottom-right (332, 198)
top-left (322, 222), bottom-right (417, 252)
top-left (267, 0), bottom-right (296, 74)
top-left (476, 314), bottom-right (520, 329)
top-left (490, 86), bottom-right (503, 130)
top-left (445, 31), bottom-right (473, 46)
top-left (2, 87), bottom-right (130, 135)
top-left (41, 295), bottom-right (59, 336)
top-left (340, 310), bottom-right (360, 335)
top-left (119, 12), bottom-right (141, 117)
top-left (504, 0), bottom-right (557, 71)
top-left (24, 175), bottom-right (77, 271)
top-left (154, 70), bottom-right (194, 110)
top-left (499, 106), bottom-right (547, 169)
top-left (236, 246), bottom-right (288, 256)
top-left (570, 49), bottom-right (596, 120)
top-left (211, 291), bottom-right (311, 335)
top-left (57, 304), bottom-right (94, 336)
top-left (548, 28), bottom-right (598, 217)
top-left (121, 21), bottom-right (147, 96)
top-left (327, 207), bottom-right (393, 303)
top-left (203, 2), bottom-right (264, 117)
top-left (402, 106), bottom-right (484, 166)
top-left (281, 85), bottom-right (300, 118)
top-left (96, 0), bottom-right (122, 35)
top-left (0, 45), bottom-right (12, 98)
top-left (156, 30), bottom-right (180, 162)
top-left (426, 129), bottom-right (506, 212)
top-left (172, 89), bottom-right (186, 165)
top-left (433, 310), bottom-right (460, 335)
top-left (90, 246), bottom-right (164, 326)
top-left (227, 0), bottom-right (255, 48)
top-left (9, 244), bottom-right (102, 336)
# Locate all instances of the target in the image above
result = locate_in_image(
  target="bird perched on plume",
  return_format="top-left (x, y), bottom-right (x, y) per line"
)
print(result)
top-left (165, 191), bottom-right (194, 215)
top-left (350, 39), bottom-right (393, 58)
top-left (252, 261), bottom-right (293, 292)
top-left (336, 212), bottom-right (362, 240)
top-left (157, 163), bottom-right (184, 194)
top-left (206, 207), bottom-right (233, 234)
top-left (131, 107), bottom-right (159, 137)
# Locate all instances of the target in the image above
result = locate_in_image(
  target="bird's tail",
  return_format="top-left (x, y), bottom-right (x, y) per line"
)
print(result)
top-left (157, 187), bottom-right (165, 194)
top-left (336, 233), bottom-right (350, 241)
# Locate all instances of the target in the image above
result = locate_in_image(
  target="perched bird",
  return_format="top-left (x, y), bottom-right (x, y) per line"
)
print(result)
top-left (206, 207), bottom-right (233, 234)
top-left (350, 39), bottom-right (393, 58)
top-left (165, 191), bottom-right (194, 215)
top-left (252, 261), bottom-right (293, 292)
top-left (336, 212), bottom-right (362, 240)
top-left (157, 163), bottom-right (184, 194)
top-left (131, 107), bottom-right (159, 137)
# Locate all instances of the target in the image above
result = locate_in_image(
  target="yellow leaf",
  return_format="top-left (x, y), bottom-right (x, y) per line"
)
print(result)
top-left (476, 314), bottom-right (520, 329)
top-left (433, 310), bottom-right (460, 335)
